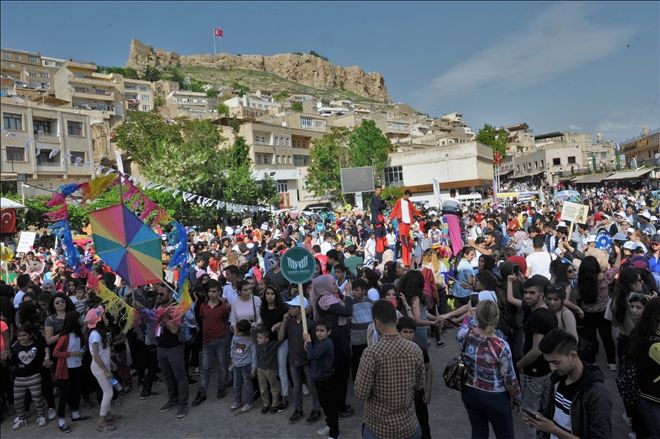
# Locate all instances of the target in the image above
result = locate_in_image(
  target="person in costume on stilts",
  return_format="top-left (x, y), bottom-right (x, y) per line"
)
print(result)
top-left (442, 189), bottom-right (464, 257)
top-left (370, 185), bottom-right (388, 263)
top-left (389, 189), bottom-right (421, 269)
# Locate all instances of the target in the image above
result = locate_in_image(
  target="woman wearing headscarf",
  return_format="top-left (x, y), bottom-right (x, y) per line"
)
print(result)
top-left (311, 275), bottom-right (354, 418)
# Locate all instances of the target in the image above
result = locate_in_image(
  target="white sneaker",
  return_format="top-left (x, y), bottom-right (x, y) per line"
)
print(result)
top-left (317, 425), bottom-right (330, 436)
top-left (608, 363), bottom-right (617, 372)
top-left (12, 417), bottom-right (27, 430)
top-left (37, 416), bottom-right (47, 427)
top-left (302, 384), bottom-right (310, 396)
top-left (47, 407), bottom-right (57, 420)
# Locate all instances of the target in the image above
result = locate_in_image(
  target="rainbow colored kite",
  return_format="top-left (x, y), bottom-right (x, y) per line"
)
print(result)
top-left (89, 204), bottom-right (163, 288)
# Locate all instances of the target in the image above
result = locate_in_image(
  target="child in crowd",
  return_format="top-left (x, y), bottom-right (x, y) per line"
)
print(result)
top-left (255, 327), bottom-right (285, 414)
top-left (10, 324), bottom-right (49, 430)
top-left (349, 279), bottom-right (373, 379)
top-left (86, 306), bottom-right (117, 433)
top-left (52, 311), bottom-right (90, 432)
top-left (230, 319), bottom-right (257, 413)
top-left (304, 318), bottom-right (338, 439)
top-left (278, 296), bottom-right (321, 424)
top-left (397, 317), bottom-right (432, 439)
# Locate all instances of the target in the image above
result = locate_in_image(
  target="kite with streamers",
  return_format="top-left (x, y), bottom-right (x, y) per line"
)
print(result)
top-left (97, 282), bottom-right (138, 334)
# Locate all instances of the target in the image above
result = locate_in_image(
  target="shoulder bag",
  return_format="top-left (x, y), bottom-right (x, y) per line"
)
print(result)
top-left (443, 329), bottom-right (470, 391)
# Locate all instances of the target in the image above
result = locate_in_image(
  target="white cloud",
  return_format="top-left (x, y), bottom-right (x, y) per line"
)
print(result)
top-left (568, 124), bottom-right (581, 131)
top-left (418, 2), bottom-right (633, 101)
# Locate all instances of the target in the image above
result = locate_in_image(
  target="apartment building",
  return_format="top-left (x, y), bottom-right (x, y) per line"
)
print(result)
top-left (223, 95), bottom-right (281, 119)
top-left (1, 96), bottom-right (95, 194)
top-left (219, 115), bottom-right (326, 208)
top-left (1, 48), bottom-right (53, 92)
top-left (621, 126), bottom-right (660, 164)
top-left (385, 141), bottom-right (494, 205)
top-left (122, 78), bottom-right (154, 112)
top-left (165, 90), bottom-right (211, 119)
top-left (54, 61), bottom-right (124, 117)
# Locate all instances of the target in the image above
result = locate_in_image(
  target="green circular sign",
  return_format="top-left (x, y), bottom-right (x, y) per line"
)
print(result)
top-left (280, 247), bottom-right (316, 284)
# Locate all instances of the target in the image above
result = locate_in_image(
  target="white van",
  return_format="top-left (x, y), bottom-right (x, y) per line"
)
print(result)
top-left (439, 192), bottom-right (483, 206)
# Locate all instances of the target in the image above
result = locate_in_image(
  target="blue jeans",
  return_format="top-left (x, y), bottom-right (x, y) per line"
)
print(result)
top-left (290, 362), bottom-right (319, 411)
top-left (232, 365), bottom-right (253, 405)
top-left (362, 424), bottom-right (421, 439)
top-left (637, 398), bottom-right (660, 438)
top-left (521, 373), bottom-right (552, 439)
top-left (200, 336), bottom-right (228, 396)
top-left (461, 386), bottom-right (514, 439)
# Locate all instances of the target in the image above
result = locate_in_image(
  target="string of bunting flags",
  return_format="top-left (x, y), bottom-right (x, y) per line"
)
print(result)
top-left (96, 164), bottom-right (270, 213)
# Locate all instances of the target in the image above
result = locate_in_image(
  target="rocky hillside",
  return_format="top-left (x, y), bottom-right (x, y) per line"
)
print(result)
top-left (126, 39), bottom-right (390, 103)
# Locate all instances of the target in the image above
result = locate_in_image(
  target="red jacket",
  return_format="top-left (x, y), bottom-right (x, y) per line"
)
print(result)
top-left (389, 198), bottom-right (420, 224)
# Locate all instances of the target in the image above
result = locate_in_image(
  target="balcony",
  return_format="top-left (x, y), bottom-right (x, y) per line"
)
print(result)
top-left (34, 132), bottom-right (60, 144)
top-left (72, 90), bottom-right (115, 101)
top-left (69, 76), bottom-right (118, 88)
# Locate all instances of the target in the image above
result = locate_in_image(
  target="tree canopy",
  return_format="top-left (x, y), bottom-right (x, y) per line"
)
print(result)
top-left (476, 124), bottom-right (508, 156)
top-left (114, 112), bottom-right (276, 209)
top-left (306, 120), bottom-right (390, 202)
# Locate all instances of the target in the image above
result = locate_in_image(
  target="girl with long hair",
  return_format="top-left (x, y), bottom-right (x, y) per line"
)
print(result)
top-left (576, 252), bottom-right (619, 369)
top-left (52, 311), bottom-right (89, 432)
top-left (398, 270), bottom-right (441, 347)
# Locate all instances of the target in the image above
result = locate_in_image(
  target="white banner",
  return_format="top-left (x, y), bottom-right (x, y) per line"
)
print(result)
top-left (16, 231), bottom-right (37, 254)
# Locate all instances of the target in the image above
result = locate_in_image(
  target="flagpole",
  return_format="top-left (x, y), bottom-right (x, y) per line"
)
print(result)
top-left (213, 30), bottom-right (217, 56)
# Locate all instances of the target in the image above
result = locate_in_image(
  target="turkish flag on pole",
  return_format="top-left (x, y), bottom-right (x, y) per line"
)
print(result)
top-left (0, 209), bottom-right (17, 234)
top-left (214, 28), bottom-right (224, 37)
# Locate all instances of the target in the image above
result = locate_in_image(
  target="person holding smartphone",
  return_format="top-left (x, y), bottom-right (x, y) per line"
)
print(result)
top-left (452, 247), bottom-right (476, 307)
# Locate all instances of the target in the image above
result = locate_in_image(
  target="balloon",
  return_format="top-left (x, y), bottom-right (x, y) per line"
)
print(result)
top-left (1, 245), bottom-right (14, 262)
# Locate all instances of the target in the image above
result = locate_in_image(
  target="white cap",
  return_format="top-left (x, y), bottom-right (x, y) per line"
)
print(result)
top-left (285, 296), bottom-right (309, 308)
top-left (585, 235), bottom-right (597, 243)
top-left (557, 221), bottom-right (568, 229)
top-left (476, 291), bottom-right (498, 304)
top-left (651, 216), bottom-right (658, 221)
top-left (639, 211), bottom-right (651, 220)
top-left (627, 227), bottom-right (635, 234)
top-left (623, 241), bottom-right (638, 250)
top-left (615, 212), bottom-right (627, 218)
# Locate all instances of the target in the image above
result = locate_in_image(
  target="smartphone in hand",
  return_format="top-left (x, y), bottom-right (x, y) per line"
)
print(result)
top-left (521, 408), bottom-right (538, 419)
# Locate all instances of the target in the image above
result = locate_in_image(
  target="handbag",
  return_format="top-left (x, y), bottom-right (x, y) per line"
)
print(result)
top-left (443, 329), bottom-right (470, 391)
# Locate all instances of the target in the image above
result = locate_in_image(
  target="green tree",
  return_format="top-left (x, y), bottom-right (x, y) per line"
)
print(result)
top-left (114, 111), bottom-right (181, 165)
top-left (206, 89), bottom-right (218, 98)
top-left (306, 127), bottom-right (351, 201)
top-left (141, 65), bottom-right (161, 82)
top-left (476, 124), bottom-right (508, 156)
top-left (349, 119), bottom-right (390, 176)
top-left (291, 102), bottom-right (303, 112)
top-left (217, 103), bottom-right (230, 116)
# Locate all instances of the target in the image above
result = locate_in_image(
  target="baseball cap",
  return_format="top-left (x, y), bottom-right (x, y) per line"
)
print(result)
top-left (85, 306), bottom-right (104, 329)
top-left (639, 211), bottom-right (651, 220)
top-left (585, 235), bottom-right (597, 243)
top-left (626, 227), bottom-right (635, 234)
top-left (613, 232), bottom-right (627, 242)
top-left (285, 296), bottom-right (309, 308)
top-left (652, 234), bottom-right (660, 243)
top-left (615, 212), bottom-right (627, 219)
top-left (623, 241), bottom-right (639, 251)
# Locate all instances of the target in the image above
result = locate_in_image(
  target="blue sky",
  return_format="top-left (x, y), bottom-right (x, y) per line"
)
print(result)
top-left (1, 1), bottom-right (658, 143)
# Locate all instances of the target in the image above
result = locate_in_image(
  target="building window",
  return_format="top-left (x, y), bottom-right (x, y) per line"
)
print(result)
top-left (141, 105), bottom-right (149, 111)
top-left (73, 72), bottom-right (86, 78)
top-left (567, 156), bottom-right (576, 164)
top-left (28, 56), bottom-right (38, 63)
top-left (6, 147), bottom-right (25, 161)
top-left (540, 160), bottom-right (544, 168)
top-left (67, 121), bottom-right (83, 136)
top-left (2, 53), bottom-right (11, 60)
top-left (3, 113), bottom-right (22, 130)
top-left (552, 158), bottom-right (561, 166)
top-left (37, 149), bottom-right (59, 166)
top-left (277, 181), bottom-right (288, 193)
top-left (70, 151), bottom-right (85, 165)
top-left (384, 165), bottom-right (403, 187)
top-left (33, 119), bottom-right (53, 135)
top-left (300, 117), bottom-right (312, 128)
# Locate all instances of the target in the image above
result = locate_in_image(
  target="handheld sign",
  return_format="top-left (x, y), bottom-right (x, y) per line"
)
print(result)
top-left (16, 231), bottom-right (37, 254)
top-left (560, 201), bottom-right (589, 242)
top-left (280, 247), bottom-right (316, 334)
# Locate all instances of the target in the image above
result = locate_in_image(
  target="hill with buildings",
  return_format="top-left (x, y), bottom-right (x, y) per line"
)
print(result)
top-left (126, 39), bottom-right (390, 104)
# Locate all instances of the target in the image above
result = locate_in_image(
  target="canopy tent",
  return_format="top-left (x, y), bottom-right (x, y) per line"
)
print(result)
top-left (603, 168), bottom-right (653, 181)
top-left (0, 198), bottom-right (26, 209)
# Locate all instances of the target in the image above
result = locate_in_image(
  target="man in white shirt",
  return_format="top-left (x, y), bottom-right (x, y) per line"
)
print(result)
top-left (320, 232), bottom-right (335, 255)
top-left (526, 236), bottom-right (554, 279)
top-left (13, 274), bottom-right (30, 309)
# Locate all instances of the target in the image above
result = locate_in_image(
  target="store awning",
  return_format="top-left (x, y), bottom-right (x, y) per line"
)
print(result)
top-left (509, 170), bottom-right (545, 180)
top-left (572, 172), bottom-right (613, 184)
top-left (603, 168), bottom-right (653, 181)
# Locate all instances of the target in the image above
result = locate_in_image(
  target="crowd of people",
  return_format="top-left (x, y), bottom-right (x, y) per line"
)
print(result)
top-left (0, 183), bottom-right (659, 439)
